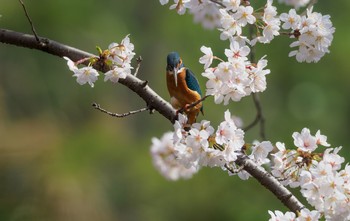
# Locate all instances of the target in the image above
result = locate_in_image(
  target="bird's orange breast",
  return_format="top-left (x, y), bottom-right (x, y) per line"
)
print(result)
top-left (166, 68), bottom-right (203, 125)
top-left (166, 68), bottom-right (202, 109)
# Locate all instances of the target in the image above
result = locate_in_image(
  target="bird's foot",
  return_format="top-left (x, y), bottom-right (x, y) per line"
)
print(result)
top-left (184, 124), bottom-right (191, 131)
top-left (183, 104), bottom-right (193, 112)
top-left (175, 105), bottom-right (189, 115)
top-left (175, 109), bottom-right (182, 115)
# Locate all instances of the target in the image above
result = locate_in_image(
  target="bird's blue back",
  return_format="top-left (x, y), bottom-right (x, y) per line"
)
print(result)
top-left (185, 68), bottom-right (202, 97)
top-left (185, 68), bottom-right (203, 114)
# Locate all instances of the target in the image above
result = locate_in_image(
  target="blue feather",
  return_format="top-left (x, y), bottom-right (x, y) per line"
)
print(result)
top-left (185, 68), bottom-right (204, 114)
top-left (185, 68), bottom-right (202, 96)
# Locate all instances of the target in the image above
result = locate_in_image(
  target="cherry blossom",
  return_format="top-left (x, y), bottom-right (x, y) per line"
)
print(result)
top-left (104, 64), bottom-right (129, 83)
top-left (202, 46), bottom-right (270, 105)
top-left (268, 210), bottom-right (296, 221)
top-left (283, 7), bottom-right (335, 63)
top-left (107, 35), bottom-right (135, 68)
top-left (234, 5), bottom-right (256, 26)
top-left (280, 9), bottom-right (301, 30)
top-left (292, 127), bottom-right (318, 152)
top-left (199, 46), bottom-right (214, 69)
top-left (64, 35), bottom-right (135, 86)
top-left (151, 132), bottom-right (199, 180)
top-left (63, 57), bottom-right (99, 88)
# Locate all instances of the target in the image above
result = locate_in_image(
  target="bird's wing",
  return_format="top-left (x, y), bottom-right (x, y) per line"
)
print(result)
top-left (185, 68), bottom-right (204, 115)
top-left (185, 68), bottom-right (202, 96)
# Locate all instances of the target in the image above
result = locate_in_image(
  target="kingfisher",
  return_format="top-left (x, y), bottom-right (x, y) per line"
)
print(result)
top-left (166, 52), bottom-right (203, 125)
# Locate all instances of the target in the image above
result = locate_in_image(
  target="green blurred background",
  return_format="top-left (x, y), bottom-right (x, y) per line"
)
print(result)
top-left (0, 1), bottom-right (349, 220)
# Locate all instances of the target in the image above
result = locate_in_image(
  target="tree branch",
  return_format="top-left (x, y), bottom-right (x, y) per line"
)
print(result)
top-left (0, 28), bottom-right (93, 62)
top-left (235, 155), bottom-right (305, 213)
top-left (0, 28), bottom-right (304, 213)
top-left (0, 28), bottom-right (176, 123)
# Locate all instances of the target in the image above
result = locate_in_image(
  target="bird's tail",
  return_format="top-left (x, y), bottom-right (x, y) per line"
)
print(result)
top-left (186, 111), bottom-right (198, 125)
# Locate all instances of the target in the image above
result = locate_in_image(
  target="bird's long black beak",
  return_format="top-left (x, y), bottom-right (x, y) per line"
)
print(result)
top-left (173, 67), bottom-right (179, 87)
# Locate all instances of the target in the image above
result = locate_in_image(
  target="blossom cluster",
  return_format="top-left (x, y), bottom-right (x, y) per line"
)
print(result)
top-left (173, 111), bottom-right (245, 170)
top-left (152, 125), bottom-right (350, 220)
top-left (218, 3), bottom-right (256, 40)
top-left (251, 0), bottom-right (281, 45)
top-left (280, 7), bottom-right (335, 63)
top-left (151, 110), bottom-right (274, 180)
top-left (150, 132), bottom-right (199, 180)
top-left (270, 128), bottom-right (350, 220)
top-left (200, 43), bottom-right (270, 105)
top-left (64, 35), bottom-right (135, 87)
top-left (159, 0), bottom-right (221, 29)
top-left (159, 0), bottom-right (335, 63)
top-left (269, 208), bottom-right (320, 221)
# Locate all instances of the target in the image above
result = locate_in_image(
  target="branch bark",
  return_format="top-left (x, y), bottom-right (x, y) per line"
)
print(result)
top-left (0, 28), bottom-right (176, 123)
top-left (0, 28), bottom-right (305, 213)
top-left (235, 155), bottom-right (305, 213)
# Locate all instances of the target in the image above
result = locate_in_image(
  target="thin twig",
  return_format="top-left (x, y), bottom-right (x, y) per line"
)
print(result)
top-left (243, 23), bottom-right (266, 140)
top-left (307, 0), bottom-right (318, 9)
top-left (242, 0), bottom-right (251, 6)
top-left (18, 0), bottom-right (40, 43)
top-left (209, 0), bottom-right (225, 8)
top-left (92, 103), bottom-right (149, 118)
top-left (243, 112), bottom-right (259, 132)
top-left (243, 93), bottom-right (266, 140)
top-left (255, 94), bottom-right (266, 140)
top-left (249, 23), bottom-right (256, 62)
top-left (134, 56), bottom-right (143, 77)
top-left (224, 163), bottom-right (244, 174)
top-left (302, 0), bottom-right (318, 16)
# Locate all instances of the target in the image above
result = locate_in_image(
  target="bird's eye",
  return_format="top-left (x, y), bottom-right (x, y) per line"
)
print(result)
top-left (177, 59), bottom-right (182, 67)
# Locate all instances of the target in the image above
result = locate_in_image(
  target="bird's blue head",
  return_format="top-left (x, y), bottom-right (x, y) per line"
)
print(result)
top-left (166, 52), bottom-right (184, 87)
